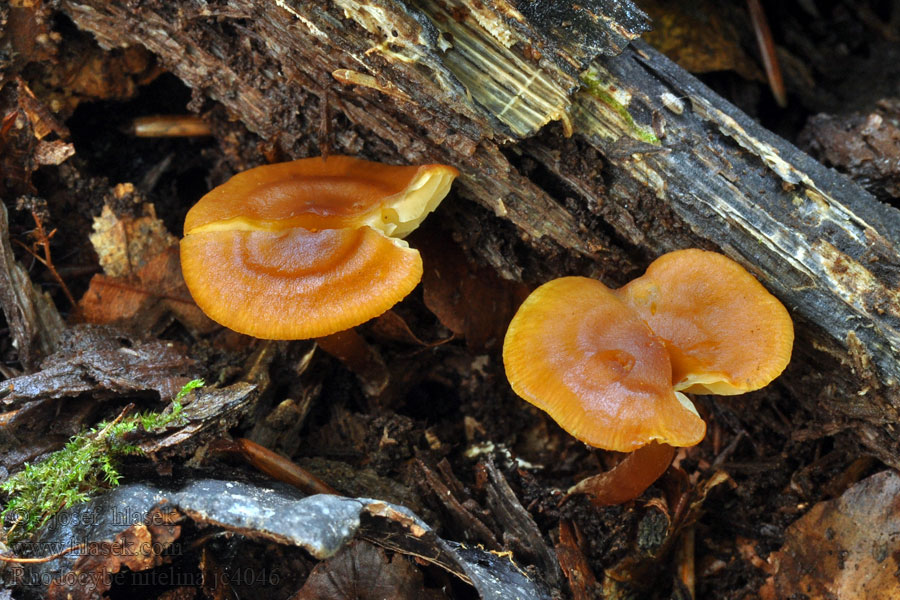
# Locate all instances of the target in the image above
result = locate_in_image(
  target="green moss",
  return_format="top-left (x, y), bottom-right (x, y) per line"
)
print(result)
top-left (580, 71), bottom-right (659, 145)
top-left (1, 379), bottom-right (203, 542)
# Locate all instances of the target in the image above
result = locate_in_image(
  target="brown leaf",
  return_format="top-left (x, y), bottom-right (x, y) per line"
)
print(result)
top-left (316, 328), bottom-right (389, 398)
top-left (292, 541), bottom-right (436, 600)
top-left (416, 227), bottom-right (528, 352)
top-left (89, 198), bottom-right (176, 278)
top-left (367, 310), bottom-right (452, 347)
top-left (28, 32), bottom-right (160, 115)
top-left (761, 469), bottom-right (900, 599)
top-left (78, 246), bottom-right (216, 334)
top-left (33, 139), bottom-right (75, 166)
top-left (44, 503), bottom-right (183, 600)
top-left (800, 101), bottom-right (900, 200)
top-left (16, 78), bottom-right (70, 140)
top-left (80, 197), bottom-right (216, 333)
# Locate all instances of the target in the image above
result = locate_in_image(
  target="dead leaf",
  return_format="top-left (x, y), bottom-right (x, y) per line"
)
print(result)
top-left (800, 100), bottom-right (900, 200)
top-left (316, 329), bottom-right (389, 398)
top-left (29, 33), bottom-right (160, 115)
top-left (89, 198), bottom-right (176, 278)
top-left (16, 77), bottom-right (69, 140)
top-left (292, 541), bottom-right (438, 600)
top-left (37, 487), bottom-right (182, 600)
top-left (79, 198), bottom-right (216, 334)
top-left (33, 139), bottom-right (75, 165)
top-left (368, 310), bottom-right (452, 347)
top-left (416, 227), bottom-right (528, 352)
top-left (78, 246), bottom-right (217, 334)
top-left (760, 469), bottom-right (900, 600)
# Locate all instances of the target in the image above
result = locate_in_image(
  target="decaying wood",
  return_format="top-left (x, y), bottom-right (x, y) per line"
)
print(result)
top-left (54, 0), bottom-right (900, 464)
top-left (0, 202), bottom-right (64, 371)
top-left (479, 458), bottom-right (564, 588)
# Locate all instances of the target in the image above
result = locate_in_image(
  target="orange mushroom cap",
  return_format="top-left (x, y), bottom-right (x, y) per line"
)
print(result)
top-left (502, 276), bottom-right (707, 452)
top-left (617, 249), bottom-right (794, 395)
top-left (180, 156), bottom-right (458, 339)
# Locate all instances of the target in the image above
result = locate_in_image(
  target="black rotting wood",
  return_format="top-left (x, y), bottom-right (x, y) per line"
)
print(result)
top-left (17, 479), bottom-right (550, 600)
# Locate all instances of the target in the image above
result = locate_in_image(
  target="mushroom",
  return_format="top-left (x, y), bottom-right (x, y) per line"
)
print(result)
top-left (502, 250), bottom-right (793, 506)
top-left (180, 156), bottom-right (458, 339)
top-left (616, 248), bottom-right (794, 395)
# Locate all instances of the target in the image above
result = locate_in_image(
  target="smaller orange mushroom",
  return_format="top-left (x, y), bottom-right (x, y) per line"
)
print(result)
top-left (503, 250), bottom-right (793, 506)
top-left (503, 276), bottom-right (706, 453)
top-left (180, 156), bottom-right (458, 340)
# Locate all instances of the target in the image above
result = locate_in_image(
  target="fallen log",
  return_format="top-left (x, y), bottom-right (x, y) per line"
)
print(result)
top-left (57, 0), bottom-right (900, 465)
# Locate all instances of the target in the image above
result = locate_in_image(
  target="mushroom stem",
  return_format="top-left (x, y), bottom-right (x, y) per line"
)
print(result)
top-left (566, 442), bottom-right (676, 506)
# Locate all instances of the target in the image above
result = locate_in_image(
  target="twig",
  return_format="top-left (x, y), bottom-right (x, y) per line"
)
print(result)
top-left (0, 543), bottom-right (88, 563)
top-left (213, 437), bottom-right (339, 496)
top-left (318, 90), bottom-right (332, 160)
top-left (15, 210), bottom-right (76, 307)
top-left (747, 0), bottom-right (787, 107)
top-left (94, 403), bottom-right (135, 439)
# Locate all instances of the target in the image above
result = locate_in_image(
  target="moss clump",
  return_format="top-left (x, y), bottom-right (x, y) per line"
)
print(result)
top-left (580, 70), bottom-right (660, 145)
top-left (1, 379), bottom-right (204, 542)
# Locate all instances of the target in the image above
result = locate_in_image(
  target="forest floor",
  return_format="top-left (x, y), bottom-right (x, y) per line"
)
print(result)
top-left (2, 2), bottom-right (900, 599)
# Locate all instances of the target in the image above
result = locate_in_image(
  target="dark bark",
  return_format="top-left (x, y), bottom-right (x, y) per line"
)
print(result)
top-left (0, 203), bottom-right (65, 371)
top-left (56, 0), bottom-right (900, 465)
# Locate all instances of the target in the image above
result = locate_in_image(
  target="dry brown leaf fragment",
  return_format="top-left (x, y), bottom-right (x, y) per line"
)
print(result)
top-left (800, 101), bottom-right (900, 200)
top-left (78, 246), bottom-right (216, 334)
top-left (417, 227), bottom-right (528, 351)
top-left (34, 41), bottom-right (161, 114)
top-left (89, 199), bottom-right (177, 278)
top-left (80, 199), bottom-right (215, 334)
top-left (291, 540), bottom-right (439, 600)
top-left (316, 328), bottom-right (390, 398)
top-left (367, 309), bottom-right (453, 347)
top-left (33, 139), bottom-right (75, 165)
top-left (760, 469), bottom-right (900, 600)
top-left (42, 501), bottom-right (183, 600)
top-left (15, 78), bottom-right (69, 140)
